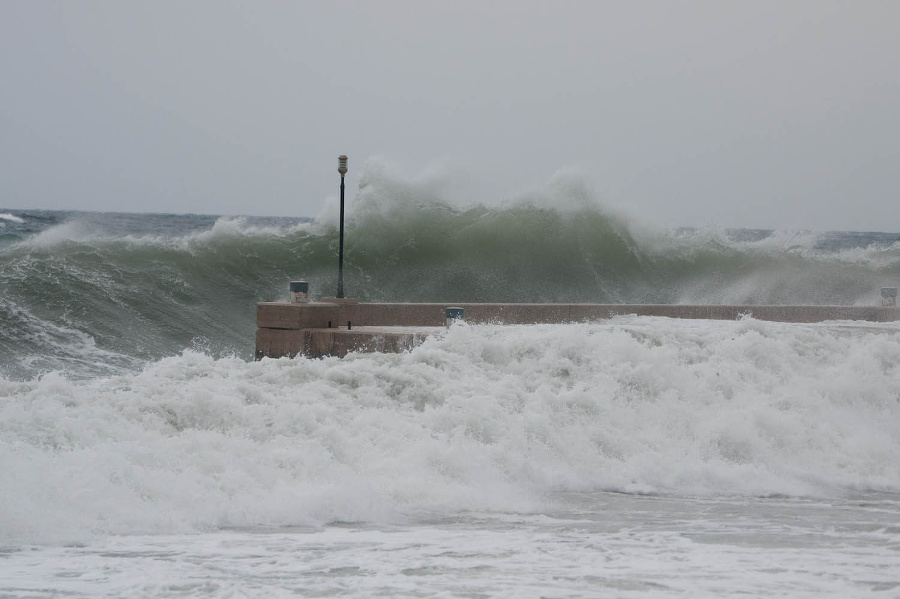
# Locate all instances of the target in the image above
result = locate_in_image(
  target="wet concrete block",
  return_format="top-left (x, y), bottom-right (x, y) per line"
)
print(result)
top-left (255, 328), bottom-right (305, 360)
top-left (257, 302), bottom-right (339, 330)
top-left (302, 327), bottom-right (441, 358)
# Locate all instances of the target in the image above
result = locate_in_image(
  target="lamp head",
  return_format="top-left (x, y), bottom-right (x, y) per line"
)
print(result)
top-left (338, 155), bottom-right (348, 177)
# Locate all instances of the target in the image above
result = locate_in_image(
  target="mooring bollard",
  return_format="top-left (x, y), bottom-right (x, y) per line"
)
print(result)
top-left (882, 287), bottom-right (897, 307)
top-left (445, 307), bottom-right (465, 327)
top-left (290, 280), bottom-right (309, 303)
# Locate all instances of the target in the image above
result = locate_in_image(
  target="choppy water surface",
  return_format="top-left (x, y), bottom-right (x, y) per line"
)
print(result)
top-left (3, 168), bottom-right (900, 380)
top-left (2, 169), bottom-right (900, 595)
top-left (2, 492), bottom-right (898, 598)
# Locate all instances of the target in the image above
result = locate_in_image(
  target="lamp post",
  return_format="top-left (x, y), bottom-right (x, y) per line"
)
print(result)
top-left (337, 155), bottom-right (348, 298)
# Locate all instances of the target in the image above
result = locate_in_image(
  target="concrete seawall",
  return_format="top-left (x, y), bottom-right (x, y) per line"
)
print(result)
top-left (255, 301), bottom-right (900, 359)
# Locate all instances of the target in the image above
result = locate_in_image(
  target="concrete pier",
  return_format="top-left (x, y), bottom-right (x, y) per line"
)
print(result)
top-left (255, 301), bottom-right (900, 359)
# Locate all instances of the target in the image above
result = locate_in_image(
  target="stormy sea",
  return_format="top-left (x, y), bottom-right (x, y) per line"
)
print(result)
top-left (2, 170), bottom-right (899, 597)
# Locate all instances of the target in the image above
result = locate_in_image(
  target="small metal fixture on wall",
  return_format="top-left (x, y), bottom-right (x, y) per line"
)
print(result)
top-left (290, 280), bottom-right (309, 303)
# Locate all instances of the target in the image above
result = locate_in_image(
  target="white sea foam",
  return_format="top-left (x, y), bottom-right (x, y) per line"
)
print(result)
top-left (2, 317), bottom-right (899, 546)
top-left (8, 215), bottom-right (312, 256)
top-left (4, 500), bottom-right (898, 598)
top-left (17, 221), bottom-right (94, 248)
top-left (0, 212), bottom-right (25, 223)
top-left (193, 216), bottom-right (309, 241)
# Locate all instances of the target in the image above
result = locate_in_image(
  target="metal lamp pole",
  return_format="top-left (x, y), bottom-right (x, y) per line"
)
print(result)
top-left (337, 155), bottom-right (348, 298)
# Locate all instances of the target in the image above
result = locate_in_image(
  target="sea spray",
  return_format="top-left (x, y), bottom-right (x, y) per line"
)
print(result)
top-left (2, 318), bottom-right (899, 546)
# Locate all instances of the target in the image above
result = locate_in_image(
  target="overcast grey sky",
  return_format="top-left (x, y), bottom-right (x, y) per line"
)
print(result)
top-left (1, 1), bottom-right (898, 231)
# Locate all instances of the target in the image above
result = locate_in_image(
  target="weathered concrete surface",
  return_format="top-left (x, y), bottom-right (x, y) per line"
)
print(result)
top-left (255, 302), bottom-right (900, 359)
top-left (256, 325), bottom-right (441, 359)
top-left (259, 302), bottom-right (900, 329)
top-left (303, 326), bottom-right (443, 359)
top-left (255, 327), bottom-right (305, 360)
top-left (257, 302), bottom-right (338, 330)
